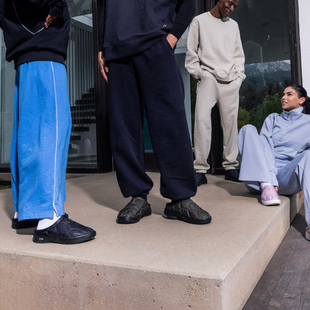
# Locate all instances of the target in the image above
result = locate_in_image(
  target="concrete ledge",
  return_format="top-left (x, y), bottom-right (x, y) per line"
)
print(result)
top-left (0, 173), bottom-right (304, 310)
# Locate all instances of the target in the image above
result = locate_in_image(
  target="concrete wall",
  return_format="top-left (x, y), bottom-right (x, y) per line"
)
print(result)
top-left (299, 0), bottom-right (310, 90)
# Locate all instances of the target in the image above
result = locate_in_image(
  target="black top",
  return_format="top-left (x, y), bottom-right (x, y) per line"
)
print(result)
top-left (99, 0), bottom-right (195, 62)
top-left (0, 0), bottom-right (70, 68)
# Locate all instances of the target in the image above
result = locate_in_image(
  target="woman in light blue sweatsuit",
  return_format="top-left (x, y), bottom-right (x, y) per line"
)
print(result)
top-left (238, 84), bottom-right (310, 239)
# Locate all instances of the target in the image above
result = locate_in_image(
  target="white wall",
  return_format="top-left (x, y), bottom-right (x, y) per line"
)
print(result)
top-left (299, 0), bottom-right (310, 90)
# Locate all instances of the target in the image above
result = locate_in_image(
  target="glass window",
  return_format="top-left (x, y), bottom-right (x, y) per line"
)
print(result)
top-left (67, 0), bottom-right (97, 167)
top-left (0, 1), bottom-right (97, 169)
top-left (231, 0), bottom-right (291, 130)
top-left (0, 31), bottom-right (15, 168)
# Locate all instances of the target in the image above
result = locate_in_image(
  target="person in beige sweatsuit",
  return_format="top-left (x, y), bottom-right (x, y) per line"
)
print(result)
top-left (185, 0), bottom-right (245, 186)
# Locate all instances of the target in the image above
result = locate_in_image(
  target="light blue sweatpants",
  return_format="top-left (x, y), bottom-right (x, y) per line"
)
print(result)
top-left (238, 125), bottom-right (310, 225)
top-left (10, 61), bottom-right (71, 221)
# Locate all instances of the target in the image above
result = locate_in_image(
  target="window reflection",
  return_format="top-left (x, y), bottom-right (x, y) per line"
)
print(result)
top-left (0, 1), bottom-right (96, 168)
top-left (231, 0), bottom-right (291, 130)
top-left (66, 0), bottom-right (97, 167)
top-left (0, 31), bottom-right (15, 167)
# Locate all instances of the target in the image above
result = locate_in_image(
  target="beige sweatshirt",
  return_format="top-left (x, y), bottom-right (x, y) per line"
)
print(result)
top-left (185, 12), bottom-right (246, 83)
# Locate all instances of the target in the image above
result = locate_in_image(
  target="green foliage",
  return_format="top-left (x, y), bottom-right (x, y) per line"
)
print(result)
top-left (238, 108), bottom-right (250, 129)
top-left (249, 93), bottom-right (282, 130)
top-left (239, 81), bottom-right (287, 112)
top-left (0, 185), bottom-right (11, 190)
top-left (238, 81), bottom-right (284, 130)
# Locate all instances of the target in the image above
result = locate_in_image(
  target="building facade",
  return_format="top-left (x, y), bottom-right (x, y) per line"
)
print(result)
top-left (0, 0), bottom-right (308, 173)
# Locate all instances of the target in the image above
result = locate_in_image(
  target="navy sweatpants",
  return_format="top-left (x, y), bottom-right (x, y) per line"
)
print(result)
top-left (108, 37), bottom-right (197, 201)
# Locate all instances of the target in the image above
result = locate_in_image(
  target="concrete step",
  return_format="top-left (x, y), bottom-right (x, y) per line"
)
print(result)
top-left (70, 135), bottom-right (81, 141)
top-left (0, 173), bottom-right (304, 310)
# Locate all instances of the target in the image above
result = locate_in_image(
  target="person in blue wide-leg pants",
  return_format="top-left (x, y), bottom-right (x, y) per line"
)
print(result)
top-left (1, 0), bottom-right (96, 243)
top-left (11, 61), bottom-right (71, 221)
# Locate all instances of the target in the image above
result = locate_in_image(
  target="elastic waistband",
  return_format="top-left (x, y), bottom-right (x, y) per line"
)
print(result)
top-left (14, 51), bottom-right (65, 69)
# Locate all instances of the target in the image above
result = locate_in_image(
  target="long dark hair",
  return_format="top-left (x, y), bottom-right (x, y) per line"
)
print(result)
top-left (290, 84), bottom-right (310, 115)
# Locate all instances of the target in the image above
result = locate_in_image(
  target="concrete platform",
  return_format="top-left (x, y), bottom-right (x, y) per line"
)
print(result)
top-left (0, 172), bottom-right (304, 310)
top-left (243, 204), bottom-right (310, 310)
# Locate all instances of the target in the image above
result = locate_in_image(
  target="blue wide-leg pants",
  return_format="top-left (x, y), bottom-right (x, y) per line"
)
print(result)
top-left (11, 61), bottom-right (71, 221)
top-left (107, 37), bottom-right (197, 201)
top-left (238, 124), bottom-right (310, 225)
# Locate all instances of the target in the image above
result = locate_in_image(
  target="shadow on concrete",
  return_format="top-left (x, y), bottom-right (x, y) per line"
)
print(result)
top-left (213, 177), bottom-right (261, 203)
top-left (65, 173), bottom-right (170, 216)
top-left (2, 189), bottom-right (14, 220)
top-left (15, 227), bottom-right (35, 236)
top-left (291, 212), bottom-right (307, 236)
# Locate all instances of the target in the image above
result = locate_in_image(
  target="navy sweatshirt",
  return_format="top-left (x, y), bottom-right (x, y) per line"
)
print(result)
top-left (99, 0), bottom-right (196, 62)
top-left (0, 0), bottom-right (70, 68)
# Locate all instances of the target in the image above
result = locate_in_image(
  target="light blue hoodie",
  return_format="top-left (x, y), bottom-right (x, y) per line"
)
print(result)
top-left (259, 106), bottom-right (310, 185)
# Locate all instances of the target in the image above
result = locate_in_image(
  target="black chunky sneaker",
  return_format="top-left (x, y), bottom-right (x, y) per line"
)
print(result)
top-left (164, 198), bottom-right (212, 224)
top-left (33, 214), bottom-right (96, 244)
top-left (195, 173), bottom-right (208, 186)
top-left (117, 196), bottom-right (152, 224)
top-left (224, 169), bottom-right (242, 182)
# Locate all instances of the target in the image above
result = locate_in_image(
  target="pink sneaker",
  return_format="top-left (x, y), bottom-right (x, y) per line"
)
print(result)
top-left (261, 185), bottom-right (281, 206)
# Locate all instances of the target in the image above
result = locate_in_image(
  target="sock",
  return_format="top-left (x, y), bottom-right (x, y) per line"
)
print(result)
top-left (260, 182), bottom-right (271, 190)
top-left (14, 212), bottom-right (18, 219)
top-left (37, 211), bottom-right (61, 230)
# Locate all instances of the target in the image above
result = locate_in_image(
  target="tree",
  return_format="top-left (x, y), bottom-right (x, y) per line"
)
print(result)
top-left (250, 93), bottom-right (282, 130)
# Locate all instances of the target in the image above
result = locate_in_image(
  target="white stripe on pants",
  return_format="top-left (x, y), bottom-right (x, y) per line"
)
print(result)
top-left (10, 61), bottom-right (71, 221)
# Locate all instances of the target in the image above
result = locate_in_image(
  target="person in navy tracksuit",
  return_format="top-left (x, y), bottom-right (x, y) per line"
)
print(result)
top-left (0, 0), bottom-right (95, 243)
top-left (98, 0), bottom-right (212, 225)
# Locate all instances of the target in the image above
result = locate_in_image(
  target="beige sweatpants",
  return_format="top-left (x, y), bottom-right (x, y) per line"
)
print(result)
top-left (194, 70), bottom-right (242, 173)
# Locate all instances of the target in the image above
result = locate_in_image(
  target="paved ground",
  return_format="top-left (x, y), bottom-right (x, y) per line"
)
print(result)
top-left (243, 205), bottom-right (310, 310)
